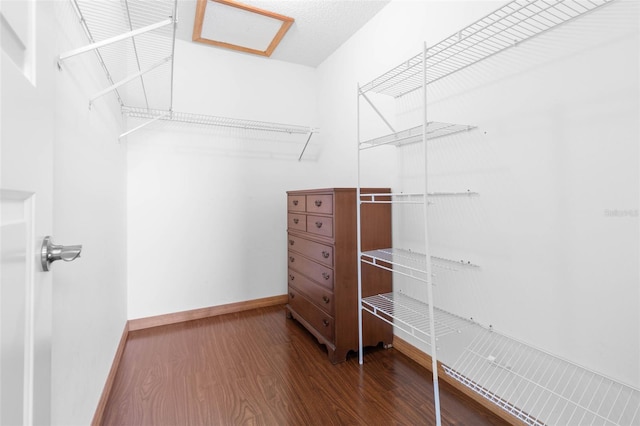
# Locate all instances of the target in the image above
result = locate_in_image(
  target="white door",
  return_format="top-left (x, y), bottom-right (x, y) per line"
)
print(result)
top-left (1, 0), bottom-right (56, 424)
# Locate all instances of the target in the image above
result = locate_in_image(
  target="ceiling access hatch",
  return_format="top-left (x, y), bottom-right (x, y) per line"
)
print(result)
top-left (192, 0), bottom-right (294, 57)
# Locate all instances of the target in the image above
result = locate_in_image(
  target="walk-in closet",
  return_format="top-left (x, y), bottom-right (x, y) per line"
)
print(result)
top-left (1, 0), bottom-right (637, 424)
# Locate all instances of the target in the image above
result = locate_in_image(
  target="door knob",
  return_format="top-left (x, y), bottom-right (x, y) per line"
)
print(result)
top-left (40, 236), bottom-right (82, 271)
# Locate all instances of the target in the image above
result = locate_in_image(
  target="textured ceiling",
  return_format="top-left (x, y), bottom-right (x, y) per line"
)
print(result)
top-left (176, 0), bottom-right (390, 67)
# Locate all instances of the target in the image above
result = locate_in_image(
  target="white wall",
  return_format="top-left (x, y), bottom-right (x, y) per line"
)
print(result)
top-left (127, 40), bottom-right (326, 319)
top-left (317, 0), bottom-right (639, 389)
top-left (51, 3), bottom-right (128, 425)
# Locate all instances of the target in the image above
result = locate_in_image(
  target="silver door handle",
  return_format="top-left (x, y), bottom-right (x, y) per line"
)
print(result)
top-left (41, 236), bottom-right (82, 271)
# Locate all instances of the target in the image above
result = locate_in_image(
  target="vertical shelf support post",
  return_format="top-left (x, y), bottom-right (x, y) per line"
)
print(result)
top-left (357, 84), bottom-right (364, 365)
top-left (422, 42), bottom-right (442, 426)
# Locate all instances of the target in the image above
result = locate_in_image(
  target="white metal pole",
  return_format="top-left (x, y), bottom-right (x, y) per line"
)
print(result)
top-left (118, 111), bottom-right (169, 141)
top-left (357, 84), bottom-right (364, 365)
top-left (422, 42), bottom-right (442, 426)
top-left (359, 89), bottom-right (396, 134)
top-left (89, 56), bottom-right (172, 106)
top-left (298, 131), bottom-right (314, 161)
top-left (58, 18), bottom-right (173, 63)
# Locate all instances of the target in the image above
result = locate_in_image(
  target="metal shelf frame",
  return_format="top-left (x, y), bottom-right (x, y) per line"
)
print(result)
top-left (356, 1), bottom-right (619, 425)
top-left (360, 0), bottom-right (614, 98)
top-left (59, 0), bottom-right (319, 160)
top-left (60, 0), bottom-right (178, 111)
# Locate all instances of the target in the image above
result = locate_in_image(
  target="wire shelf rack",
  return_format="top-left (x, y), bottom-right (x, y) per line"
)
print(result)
top-left (359, 191), bottom-right (478, 204)
top-left (66, 0), bottom-right (177, 110)
top-left (362, 292), bottom-right (476, 344)
top-left (122, 107), bottom-right (316, 135)
top-left (360, 0), bottom-right (614, 97)
top-left (359, 122), bottom-right (476, 149)
top-left (361, 248), bottom-right (479, 281)
top-left (443, 328), bottom-right (640, 426)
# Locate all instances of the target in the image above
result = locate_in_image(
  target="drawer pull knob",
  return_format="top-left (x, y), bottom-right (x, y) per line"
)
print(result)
top-left (322, 319), bottom-right (329, 327)
top-left (315, 221), bottom-right (323, 228)
top-left (289, 274), bottom-right (294, 281)
top-left (289, 256), bottom-right (295, 263)
top-left (322, 272), bottom-right (330, 280)
top-left (315, 200), bottom-right (322, 207)
top-left (293, 200), bottom-right (299, 206)
top-left (322, 296), bottom-right (330, 303)
top-left (322, 251), bottom-right (330, 259)
top-left (289, 292), bottom-right (295, 298)
top-left (289, 240), bottom-right (294, 246)
top-left (293, 218), bottom-right (299, 224)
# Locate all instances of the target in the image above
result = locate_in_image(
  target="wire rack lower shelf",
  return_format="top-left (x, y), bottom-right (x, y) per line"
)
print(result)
top-left (443, 328), bottom-right (640, 426)
top-left (361, 292), bottom-right (475, 344)
top-left (361, 293), bottom-right (640, 425)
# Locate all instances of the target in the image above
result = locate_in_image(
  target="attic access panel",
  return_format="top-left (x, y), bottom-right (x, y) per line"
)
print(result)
top-left (192, 0), bottom-right (294, 57)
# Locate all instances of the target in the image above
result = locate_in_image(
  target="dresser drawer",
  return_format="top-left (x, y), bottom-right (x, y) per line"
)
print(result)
top-left (307, 215), bottom-right (333, 238)
top-left (288, 287), bottom-right (334, 342)
top-left (289, 269), bottom-right (334, 315)
top-left (306, 194), bottom-right (332, 214)
top-left (287, 235), bottom-right (333, 267)
top-left (288, 251), bottom-right (334, 289)
top-left (287, 213), bottom-right (306, 232)
top-left (288, 195), bottom-right (306, 212)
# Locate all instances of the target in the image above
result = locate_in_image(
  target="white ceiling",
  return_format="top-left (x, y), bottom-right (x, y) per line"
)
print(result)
top-left (176, 0), bottom-right (390, 67)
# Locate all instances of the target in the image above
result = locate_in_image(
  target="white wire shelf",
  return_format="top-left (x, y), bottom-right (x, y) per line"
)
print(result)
top-left (122, 107), bottom-right (317, 135)
top-left (361, 292), bottom-right (476, 344)
top-left (444, 328), bottom-right (640, 426)
top-left (361, 248), bottom-right (480, 281)
top-left (360, 0), bottom-right (614, 97)
top-left (360, 192), bottom-right (424, 204)
top-left (359, 191), bottom-right (478, 204)
top-left (64, 0), bottom-right (177, 110)
top-left (359, 122), bottom-right (476, 149)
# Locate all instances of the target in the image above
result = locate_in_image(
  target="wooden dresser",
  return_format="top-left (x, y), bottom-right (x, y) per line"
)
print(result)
top-left (286, 188), bottom-right (392, 363)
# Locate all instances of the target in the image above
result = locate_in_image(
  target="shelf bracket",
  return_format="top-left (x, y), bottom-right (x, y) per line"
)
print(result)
top-left (58, 18), bottom-right (174, 66)
top-left (89, 56), bottom-right (172, 108)
top-left (359, 89), bottom-right (396, 134)
top-left (118, 111), bottom-right (170, 141)
top-left (298, 129), bottom-right (315, 162)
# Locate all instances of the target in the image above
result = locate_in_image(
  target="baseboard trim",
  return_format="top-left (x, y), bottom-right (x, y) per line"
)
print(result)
top-left (128, 294), bottom-right (289, 331)
top-left (393, 336), bottom-right (527, 426)
top-left (91, 321), bottom-right (129, 426)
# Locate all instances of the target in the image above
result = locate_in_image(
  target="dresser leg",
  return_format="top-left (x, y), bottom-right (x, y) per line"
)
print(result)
top-left (328, 348), bottom-right (349, 364)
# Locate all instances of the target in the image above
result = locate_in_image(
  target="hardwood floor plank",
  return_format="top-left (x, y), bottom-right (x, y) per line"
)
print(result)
top-left (102, 305), bottom-right (509, 425)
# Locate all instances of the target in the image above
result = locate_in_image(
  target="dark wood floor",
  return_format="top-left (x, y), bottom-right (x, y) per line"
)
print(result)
top-left (102, 305), bottom-right (509, 425)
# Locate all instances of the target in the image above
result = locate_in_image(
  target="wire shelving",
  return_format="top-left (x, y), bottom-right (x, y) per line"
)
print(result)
top-left (360, 0), bottom-right (614, 98)
top-left (356, 0), bottom-right (621, 425)
top-left (59, 0), bottom-right (318, 159)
